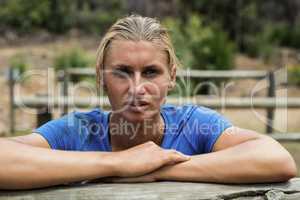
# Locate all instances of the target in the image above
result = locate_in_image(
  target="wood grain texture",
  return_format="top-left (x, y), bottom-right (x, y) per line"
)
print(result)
top-left (1, 178), bottom-right (300, 200)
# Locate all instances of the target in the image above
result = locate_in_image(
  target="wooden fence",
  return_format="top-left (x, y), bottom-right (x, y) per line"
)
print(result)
top-left (57, 68), bottom-right (279, 134)
top-left (8, 68), bottom-right (300, 138)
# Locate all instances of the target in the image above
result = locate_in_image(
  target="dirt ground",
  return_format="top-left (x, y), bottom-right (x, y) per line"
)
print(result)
top-left (0, 35), bottom-right (300, 175)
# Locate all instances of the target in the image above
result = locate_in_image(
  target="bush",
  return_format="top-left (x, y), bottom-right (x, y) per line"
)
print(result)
top-left (270, 23), bottom-right (300, 50)
top-left (0, 0), bottom-right (124, 34)
top-left (0, 0), bottom-right (51, 33)
top-left (243, 23), bottom-right (300, 60)
top-left (163, 17), bottom-right (191, 68)
top-left (243, 24), bottom-right (279, 61)
top-left (75, 10), bottom-right (121, 35)
top-left (44, 0), bottom-right (75, 33)
top-left (9, 53), bottom-right (28, 76)
top-left (288, 66), bottom-right (300, 86)
top-left (0, 0), bottom-right (76, 33)
top-left (164, 14), bottom-right (235, 70)
top-left (242, 22), bottom-right (300, 60)
top-left (54, 47), bottom-right (91, 82)
top-left (163, 14), bottom-right (235, 95)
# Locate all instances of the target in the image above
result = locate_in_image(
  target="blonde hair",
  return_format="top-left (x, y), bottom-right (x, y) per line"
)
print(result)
top-left (95, 15), bottom-right (180, 88)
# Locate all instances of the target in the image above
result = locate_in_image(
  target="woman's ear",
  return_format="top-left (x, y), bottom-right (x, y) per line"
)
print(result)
top-left (168, 81), bottom-right (175, 91)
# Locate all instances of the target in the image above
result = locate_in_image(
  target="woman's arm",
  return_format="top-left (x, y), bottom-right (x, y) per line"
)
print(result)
top-left (0, 137), bottom-right (116, 189)
top-left (0, 135), bottom-right (189, 190)
top-left (155, 128), bottom-right (296, 183)
top-left (107, 127), bottom-right (297, 184)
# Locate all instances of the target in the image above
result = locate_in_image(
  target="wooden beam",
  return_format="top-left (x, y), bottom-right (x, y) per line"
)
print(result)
top-left (269, 133), bottom-right (300, 142)
top-left (13, 96), bottom-right (300, 109)
top-left (0, 178), bottom-right (299, 199)
top-left (66, 68), bottom-right (268, 79)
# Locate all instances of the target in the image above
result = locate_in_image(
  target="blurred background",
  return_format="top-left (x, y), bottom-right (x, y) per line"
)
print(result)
top-left (0, 0), bottom-right (300, 173)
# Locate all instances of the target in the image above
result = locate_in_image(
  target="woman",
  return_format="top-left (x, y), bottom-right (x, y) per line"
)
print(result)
top-left (0, 15), bottom-right (297, 190)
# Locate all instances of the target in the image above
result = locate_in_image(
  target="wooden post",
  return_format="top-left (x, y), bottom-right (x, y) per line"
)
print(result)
top-left (266, 71), bottom-right (275, 134)
top-left (63, 70), bottom-right (69, 115)
top-left (37, 107), bottom-right (52, 127)
top-left (36, 94), bottom-right (52, 127)
top-left (57, 70), bottom-right (69, 116)
top-left (8, 68), bottom-right (16, 135)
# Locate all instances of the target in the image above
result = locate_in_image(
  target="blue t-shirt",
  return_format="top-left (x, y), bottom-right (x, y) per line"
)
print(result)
top-left (34, 104), bottom-right (232, 155)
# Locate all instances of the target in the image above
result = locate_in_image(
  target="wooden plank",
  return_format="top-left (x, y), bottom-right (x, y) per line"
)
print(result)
top-left (176, 69), bottom-right (268, 79)
top-left (8, 68), bottom-right (16, 134)
top-left (270, 133), bottom-right (300, 142)
top-left (274, 67), bottom-right (288, 86)
top-left (13, 96), bottom-right (300, 109)
top-left (0, 178), bottom-right (299, 200)
top-left (66, 68), bottom-right (268, 79)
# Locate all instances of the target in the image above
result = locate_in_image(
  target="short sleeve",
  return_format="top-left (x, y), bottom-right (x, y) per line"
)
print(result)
top-left (33, 112), bottom-right (79, 150)
top-left (191, 106), bottom-right (233, 154)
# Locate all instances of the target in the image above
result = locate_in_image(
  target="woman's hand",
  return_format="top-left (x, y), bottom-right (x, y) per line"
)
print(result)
top-left (112, 141), bottom-right (190, 177)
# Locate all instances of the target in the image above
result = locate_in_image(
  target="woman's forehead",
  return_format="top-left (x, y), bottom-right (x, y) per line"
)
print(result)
top-left (108, 39), bottom-right (164, 52)
top-left (105, 40), bottom-right (169, 66)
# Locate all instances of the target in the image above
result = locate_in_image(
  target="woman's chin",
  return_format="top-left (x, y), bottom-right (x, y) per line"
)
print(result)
top-left (121, 109), bottom-right (158, 123)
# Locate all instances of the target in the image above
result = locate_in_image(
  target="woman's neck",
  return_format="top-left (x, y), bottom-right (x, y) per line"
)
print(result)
top-left (109, 113), bottom-right (164, 151)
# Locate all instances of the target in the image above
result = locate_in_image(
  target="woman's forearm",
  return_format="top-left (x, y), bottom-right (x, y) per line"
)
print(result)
top-left (0, 138), bottom-right (116, 190)
top-left (153, 137), bottom-right (297, 183)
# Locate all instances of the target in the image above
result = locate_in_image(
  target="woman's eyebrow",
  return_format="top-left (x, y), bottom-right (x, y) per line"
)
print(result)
top-left (143, 63), bottom-right (165, 69)
top-left (111, 63), bottom-right (163, 70)
top-left (143, 64), bottom-right (158, 69)
top-left (113, 64), bottom-right (132, 69)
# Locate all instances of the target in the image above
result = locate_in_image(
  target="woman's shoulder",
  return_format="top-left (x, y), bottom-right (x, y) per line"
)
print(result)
top-left (60, 108), bottom-right (109, 128)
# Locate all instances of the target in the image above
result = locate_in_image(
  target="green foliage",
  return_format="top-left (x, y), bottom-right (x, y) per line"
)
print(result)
top-left (0, 0), bottom-right (75, 33)
top-left (45, 0), bottom-right (75, 33)
top-left (288, 66), bottom-right (300, 86)
top-left (245, 22), bottom-right (300, 60)
top-left (0, 0), bottom-right (50, 33)
top-left (164, 14), bottom-right (235, 95)
top-left (163, 18), bottom-right (192, 68)
top-left (1, 0), bottom-right (300, 60)
top-left (74, 0), bottom-right (123, 34)
top-left (75, 10), bottom-right (121, 34)
top-left (270, 24), bottom-right (300, 49)
top-left (178, 0), bottom-right (300, 56)
top-left (0, 0), bottom-right (123, 34)
top-left (188, 17), bottom-right (234, 70)
top-left (164, 14), bottom-right (235, 70)
top-left (9, 53), bottom-right (28, 75)
top-left (54, 47), bottom-right (92, 82)
top-left (285, 26), bottom-right (300, 49)
top-left (244, 24), bottom-right (279, 60)
top-left (54, 47), bottom-right (91, 71)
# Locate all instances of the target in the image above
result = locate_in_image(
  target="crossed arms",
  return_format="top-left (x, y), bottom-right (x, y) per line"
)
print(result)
top-left (0, 127), bottom-right (297, 190)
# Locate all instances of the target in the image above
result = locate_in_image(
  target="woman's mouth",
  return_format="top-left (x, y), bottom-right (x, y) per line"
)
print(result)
top-left (126, 100), bottom-right (150, 112)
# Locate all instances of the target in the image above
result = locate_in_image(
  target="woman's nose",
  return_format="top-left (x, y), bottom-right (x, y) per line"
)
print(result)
top-left (129, 73), bottom-right (146, 95)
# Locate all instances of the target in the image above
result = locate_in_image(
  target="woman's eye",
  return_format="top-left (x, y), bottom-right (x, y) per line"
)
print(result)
top-left (113, 68), bottom-right (131, 78)
top-left (143, 69), bottom-right (158, 77)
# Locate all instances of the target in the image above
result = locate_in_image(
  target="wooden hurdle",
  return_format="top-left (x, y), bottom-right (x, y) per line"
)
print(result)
top-left (8, 67), bottom-right (297, 135)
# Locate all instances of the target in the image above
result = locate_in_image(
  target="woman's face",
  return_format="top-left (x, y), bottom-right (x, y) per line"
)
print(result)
top-left (103, 40), bottom-right (175, 122)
